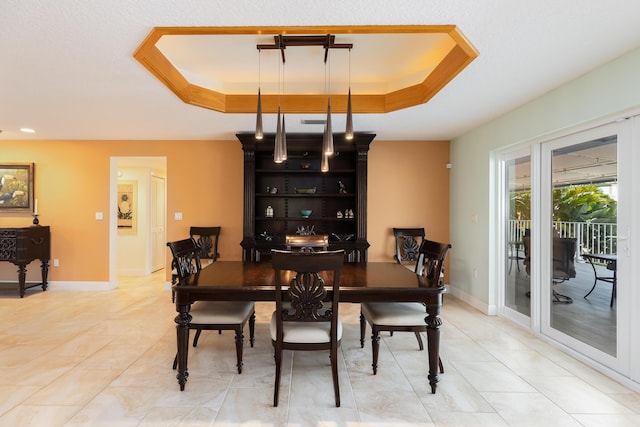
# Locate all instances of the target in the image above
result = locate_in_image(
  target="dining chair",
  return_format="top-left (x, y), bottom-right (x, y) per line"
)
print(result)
top-left (551, 237), bottom-right (577, 303)
top-left (167, 237), bottom-right (255, 374)
top-left (171, 226), bottom-right (222, 300)
top-left (190, 226), bottom-right (221, 263)
top-left (271, 249), bottom-right (345, 407)
top-left (285, 234), bottom-right (329, 252)
top-left (360, 239), bottom-right (451, 374)
top-left (523, 236), bottom-right (576, 303)
top-left (393, 227), bottom-right (426, 269)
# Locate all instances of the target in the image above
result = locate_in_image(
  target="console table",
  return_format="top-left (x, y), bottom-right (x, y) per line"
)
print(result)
top-left (0, 226), bottom-right (50, 297)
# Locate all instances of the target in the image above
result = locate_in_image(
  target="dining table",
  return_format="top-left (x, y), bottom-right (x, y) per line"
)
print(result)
top-left (172, 260), bottom-right (445, 393)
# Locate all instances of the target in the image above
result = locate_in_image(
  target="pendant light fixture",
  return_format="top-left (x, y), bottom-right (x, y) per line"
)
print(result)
top-left (274, 46), bottom-right (287, 163)
top-left (274, 106), bottom-right (283, 163)
top-left (255, 48), bottom-right (263, 140)
top-left (280, 57), bottom-right (287, 161)
top-left (345, 47), bottom-right (354, 140)
top-left (322, 46), bottom-right (334, 158)
top-left (254, 34), bottom-right (353, 167)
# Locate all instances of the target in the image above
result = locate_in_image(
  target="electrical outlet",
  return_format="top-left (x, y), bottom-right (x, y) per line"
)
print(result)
top-left (53, 259), bottom-right (60, 267)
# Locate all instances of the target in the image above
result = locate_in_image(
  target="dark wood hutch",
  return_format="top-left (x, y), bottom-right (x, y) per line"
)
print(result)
top-left (237, 132), bottom-right (375, 262)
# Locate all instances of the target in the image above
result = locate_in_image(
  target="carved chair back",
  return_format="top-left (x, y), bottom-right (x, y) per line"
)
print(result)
top-left (189, 226), bottom-right (221, 261)
top-left (415, 239), bottom-right (452, 285)
top-left (167, 237), bottom-right (202, 283)
top-left (393, 227), bottom-right (426, 265)
top-left (271, 250), bottom-right (344, 327)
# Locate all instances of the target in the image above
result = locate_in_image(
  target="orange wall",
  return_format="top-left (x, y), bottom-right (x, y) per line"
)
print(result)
top-left (0, 138), bottom-right (448, 284)
top-left (368, 140), bottom-right (450, 265)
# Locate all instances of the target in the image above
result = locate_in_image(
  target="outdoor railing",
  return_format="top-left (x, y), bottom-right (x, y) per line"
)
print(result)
top-left (508, 219), bottom-right (617, 259)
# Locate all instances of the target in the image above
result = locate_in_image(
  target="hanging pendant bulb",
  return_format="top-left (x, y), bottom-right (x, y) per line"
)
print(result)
top-left (321, 121), bottom-right (330, 172)
top-left (274, 106), bottom-right (284, 163)
top-left (323, 100), bottom-right (334, 155)
top-left (255, 88), bottom-right (264, 140)
top-left (281, 115), bottom-right (287, 161)
top-left (345, 88), bottom-right (353, 140)
top-left (255, 49), bottom-right (263, 140)
top-left (345, 48), bottom-right (353, 140)
top-left (321, 145), bottom-right (329, 173)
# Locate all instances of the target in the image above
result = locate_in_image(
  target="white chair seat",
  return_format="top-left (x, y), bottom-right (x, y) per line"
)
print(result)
top-left (190, 301), bottom-right (255, 324)
top-left (361, 302), bottom-right (426, 326)
top-left (270, 311), bottom-right (342, 343)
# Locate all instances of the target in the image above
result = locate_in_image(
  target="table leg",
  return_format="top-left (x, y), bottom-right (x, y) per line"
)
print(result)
top-left (583, 257), bottom-right (599, 299)
top-left (175, 305), bottom-right (191, 391)
top-left (18, 264), bottom-right (27, 298)
top-left (425, 301), bottom-right (442, 394)
top-left (40, 259), bottom-right (49, 291)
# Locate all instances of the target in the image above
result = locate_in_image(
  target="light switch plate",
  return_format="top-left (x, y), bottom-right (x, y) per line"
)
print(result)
top-left (175, 212), bottom-right (183, 220)
top-left (95, 212), bottom-right (103, 220)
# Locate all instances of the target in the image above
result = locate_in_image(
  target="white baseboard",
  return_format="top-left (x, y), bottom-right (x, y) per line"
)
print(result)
top-left (446, 283), bottom-right (498, 315)
top-left (47, 281), bottom-right (117, 291)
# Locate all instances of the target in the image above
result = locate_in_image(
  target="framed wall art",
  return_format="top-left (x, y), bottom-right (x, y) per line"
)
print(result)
top-left (117, 180), bottom-right (137, 234)
top-left (0, 163), bottom-right (34, 214)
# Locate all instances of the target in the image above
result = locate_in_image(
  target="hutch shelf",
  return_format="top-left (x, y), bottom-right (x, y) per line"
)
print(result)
top-left (237, 132), bottom-right (375, 262)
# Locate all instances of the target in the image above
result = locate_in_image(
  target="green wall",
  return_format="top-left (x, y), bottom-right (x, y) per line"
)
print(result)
top-left (449, 47), bottom-right (640, 312)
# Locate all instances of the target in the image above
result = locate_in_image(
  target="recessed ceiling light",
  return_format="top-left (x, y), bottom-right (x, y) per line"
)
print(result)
top-left (20, 128), bottom-right (35, 133)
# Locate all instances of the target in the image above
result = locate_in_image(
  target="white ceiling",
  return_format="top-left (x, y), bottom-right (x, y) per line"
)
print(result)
top-left (2, 1), bottom-right (640, 142)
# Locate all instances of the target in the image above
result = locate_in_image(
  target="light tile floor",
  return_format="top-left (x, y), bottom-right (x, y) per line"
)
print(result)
top-left (1, 271), bottom-right (640, 426)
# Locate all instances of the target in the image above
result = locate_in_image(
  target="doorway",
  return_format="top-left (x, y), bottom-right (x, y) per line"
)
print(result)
top-left (109, 157), bottom-right (167, 283)
top-left (498, 116), bottom-right (638, 380)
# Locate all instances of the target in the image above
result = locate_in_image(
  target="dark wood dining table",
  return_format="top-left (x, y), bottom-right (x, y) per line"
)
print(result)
top-left (172, 261), bottom-right (445, 393)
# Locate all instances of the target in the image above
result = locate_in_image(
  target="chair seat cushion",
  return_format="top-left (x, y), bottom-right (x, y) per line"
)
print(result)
top-left (270, 311), bottom-right (342, 343)
top-left (189, 301), bottom-right (254, 324)
top-left (361, 302), bottom-right (427, 326)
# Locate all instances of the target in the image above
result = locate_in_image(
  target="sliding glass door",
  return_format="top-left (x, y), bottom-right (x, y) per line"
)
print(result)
top-left (499, 117), bottom-right (637, 378)
top-left (501, 150), bottom-right (532, 321)
top-left (540, 121), bottom-right (631, 371)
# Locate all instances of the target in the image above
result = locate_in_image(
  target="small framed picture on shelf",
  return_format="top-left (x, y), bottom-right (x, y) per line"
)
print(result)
top-left (0, 163), bottom-right (34, 214)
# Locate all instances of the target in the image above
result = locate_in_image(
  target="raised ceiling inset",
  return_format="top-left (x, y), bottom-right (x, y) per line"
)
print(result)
top-left (134, 25), bottom-right (478, 114)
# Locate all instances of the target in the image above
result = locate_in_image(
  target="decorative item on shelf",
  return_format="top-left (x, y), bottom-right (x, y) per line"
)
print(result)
top-left (338, 180), bottom-right (347, 194)
top-left (299, 162), bottom-right (311, 169)
top-left (330, 232), bottom-right (355, 241)
top-left (296, 225), bottom-right (315, 235)
top-left (300, 209), bottom-right (312, 218)
top-left (336, 210), bottom-right (343, 219)
top-left (265, 205), bottom-right (274, 217)
top-left (259, 230), bottom-right (273, 241)
top-left (294, 187), bottom-right (316, 194)
top-left (345, 209), bottom-right (354, 218)
top-left (270, 187), bottom-right (278, 194)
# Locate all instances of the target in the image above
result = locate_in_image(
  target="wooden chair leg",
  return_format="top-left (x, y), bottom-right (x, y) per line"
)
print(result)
top-left (371, 328), bottom-right (380, 375)
top-left (438, 356), bottom-right (444, 374)
top-left (234, 328), bottom-right (244, 374)
top-left (193, 329), bottom-right (203, 347)
top-left (172, 353), bottom-right (178, 370)
top-left (359, 312), bottom-right (366, 348)
top-left (414, 331), bottom-right (424, 351)
top-left (249, 313), bottom-right (256, 347)
top-left (274, 346), bottom-right (282, 407)
top-left (331, 345), bottom-right (341, 407)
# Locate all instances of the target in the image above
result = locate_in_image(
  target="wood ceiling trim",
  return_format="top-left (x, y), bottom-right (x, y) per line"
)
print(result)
top-left (133, 25), bottom-right (478, 114)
